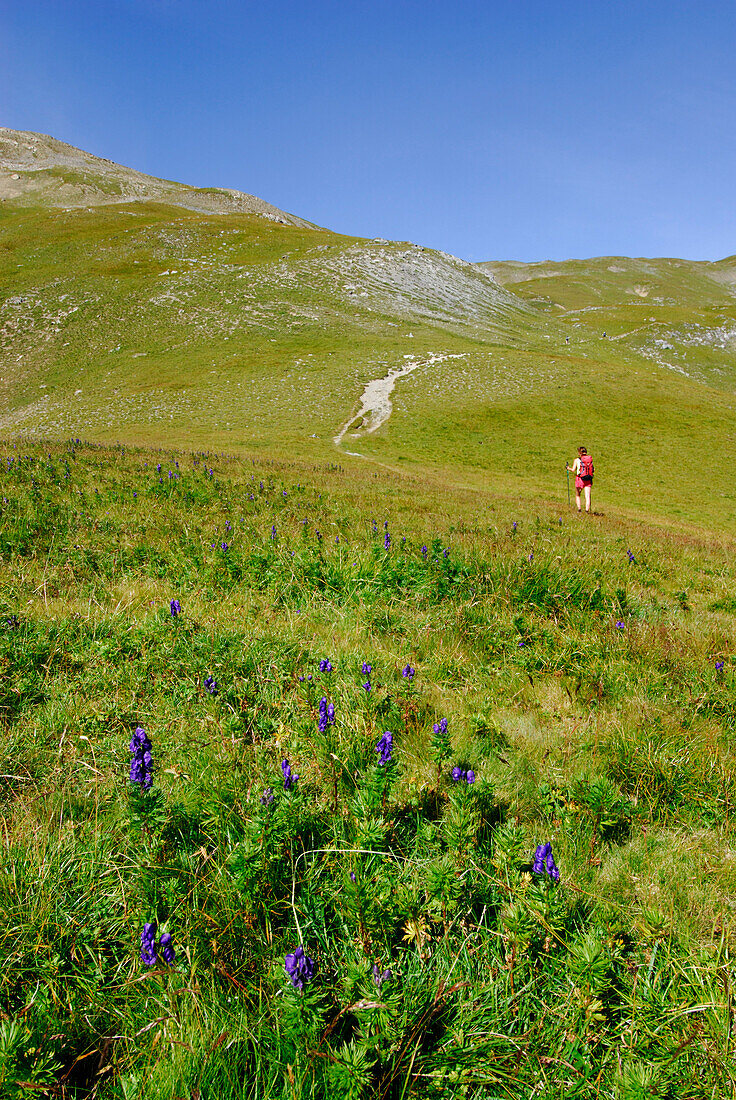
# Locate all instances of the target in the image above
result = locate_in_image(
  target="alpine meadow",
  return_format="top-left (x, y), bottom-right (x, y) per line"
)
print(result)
top-left (2, 127), bottom-right (736, 1100)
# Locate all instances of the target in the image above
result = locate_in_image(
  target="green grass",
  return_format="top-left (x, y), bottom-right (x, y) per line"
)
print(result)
top-left (3, 199), bottom-right (736, 533)
top-left (2, 439), bottom-right (736, 1098)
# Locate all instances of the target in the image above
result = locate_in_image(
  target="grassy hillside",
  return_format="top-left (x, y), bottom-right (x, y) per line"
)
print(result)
top-left (2, 128), bottom-right (736, 535)
top-left (2, 439), bottom-right (736, 1098)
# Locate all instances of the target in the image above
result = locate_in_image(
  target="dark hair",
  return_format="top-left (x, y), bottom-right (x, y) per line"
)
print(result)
top-left (578, 445), bottom-right (588, 454)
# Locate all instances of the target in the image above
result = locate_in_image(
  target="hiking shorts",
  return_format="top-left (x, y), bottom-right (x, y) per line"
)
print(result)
top-left (576, 476), bottom-right (593, 491)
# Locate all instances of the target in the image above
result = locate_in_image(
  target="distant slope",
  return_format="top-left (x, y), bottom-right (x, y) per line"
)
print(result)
top-left (1, 130), bottom-right (736, 532)
top-left (0, 127), bottom-right (315, 225)
top-left (481, 255), bottom-right (736, 388)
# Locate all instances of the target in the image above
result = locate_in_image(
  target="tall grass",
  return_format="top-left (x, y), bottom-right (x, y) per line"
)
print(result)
top-left (1, 439), bottom-right (736, 1098)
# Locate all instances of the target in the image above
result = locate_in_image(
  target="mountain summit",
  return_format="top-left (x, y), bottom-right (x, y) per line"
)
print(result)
top-left (0, 127), bottom-right (314, 225)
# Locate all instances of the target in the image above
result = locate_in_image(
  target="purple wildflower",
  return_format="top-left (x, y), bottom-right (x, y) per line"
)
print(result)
top-left (373, 964), bottom-right (392, 987)
top-left (159, 932), bottom-right (175, 966)
top-left (363, 682), bottom-right (371, 692)
top-left (375, 731), bottom-right (393, 766)
top-left (129, 726), bottom-right (153, 790)
top-left (260, 787), bottom-right (274, 805)
top-left (349, 871), bottom-right (357, 883)
top-left (466, 770), bottom-right (475, 784)
top-left (627, 549), bottom-right (636, 563)
top-left (140, 922), bottom-right (158, 967)
top-left (319, 659), bottom-right (333, 673)
top-left (716, 661), bottom-right (724, 672)
top-left (170, 599), bottom-right (181, 617)
top-left (284, 946), bottom-right (315, 991)
top-left (362, 662), bottom-right (372, 675)
top-left (532, 842), bottom-right (560, 882)
top-left (451, 766), bottom-right (464, 782)
top-left (402, 665), bottom-right (415, 680)
top-left (220, 541), bottom-right (228, 551)
top-left (615, 620), bottom-right (625, 630)
top-left (421, 545), bottom-right (428, 558)
top-left (282, 758), bottom-right (299, 791)
top-left (270, 525), bottom-right (276, 540)
top-left (204, 675), bottom-right (218, 696)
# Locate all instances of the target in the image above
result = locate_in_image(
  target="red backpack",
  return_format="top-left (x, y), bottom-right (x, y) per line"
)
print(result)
top-left (579, 454), bottom-right (594, 479)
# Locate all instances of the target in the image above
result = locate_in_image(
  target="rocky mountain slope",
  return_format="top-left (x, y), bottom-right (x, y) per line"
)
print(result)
top-left (0, 127), bottom-right (314, 224)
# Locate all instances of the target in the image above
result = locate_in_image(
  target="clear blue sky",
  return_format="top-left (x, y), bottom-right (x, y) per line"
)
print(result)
top-left (1, 0), bottom-right (735, 261)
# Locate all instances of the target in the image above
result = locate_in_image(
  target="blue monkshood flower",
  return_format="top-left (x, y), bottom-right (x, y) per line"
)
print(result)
top-left (373, 964), bottom-right (392, 987)
top-left (260, 787), bottom-right (274, 805)
top-left (283, 490), bottom-right (287, 497)
top-left (421, 545), bottom-right (428, 558)
top-left (327, 702), bottom-right (335, 725)
top-left (204, 675), bottom-right (218, 695)
top-left (615, 620), bottom-right (625, 629)
top-left (627, 549), bottom-right (636, 563)
top-left (159, 932), bottom-right (175, 965)
top-left (384, 532), bottom-right (391, 550)
top-left (401, 536), bottom-right (406, 546)
top-left (319, 659), bottom-right (333, 673)
top-left (402, 665), bottom-right (415, 680)
top-left (384, 519), bottom-right (389, 529)
top-left (363, 682), bottom-right (371, 692)
top-left (350, 871), bottom-right (357, 882)
top-left (451, 766), bottom-right (464, 782)
top-left (528, 552), bottom-right (534, 562)
top-left (716, 661), bottom-right (724, 671)
top-left (298, 675), bottom-right (305, 682)
top-left (316, 531), bottom-right (322, 542)
top-left (284, 946), bottom-right (315, 991)
top-left (130, 726), bottom-right (153, 789)
top-left (532, 842), bottom-right (560, 882)
top-left (371, 520), bottom-right (378, 533)
top-left (225, 521), bottom-right (232, 531)
top-left (335, 536), bottom-right (339, 544)
top-left (159, 478), bottom-right (163, 484)
top-left (133, 491), bottom-right (137, 498)
top-left (443, 548), bottom-right (449, 558)
top-left (518, 640), bottom-right (526, 647)
top-left (170, 599), bottom-right (181, 617)
top-left (156, 463), bottom-right (162, 473)
top-left (362, 662), bottom-right (372, 675)
top-left (282, 758), bottom-right (299, 791)
top-left (6, 615), bottom-right (19, 630)
top-left (221, 542), bottom-right (228, 551)
top-left (168, 470), bottom-right (173, 479)
top-left (140, 922), bottom-right (158, 966)
top-left (466, 770), bottom-right (475, 784)
top-left (375, 731), bottom-right (393, 766)
top-left (432, 717), bottom-right (448, 739)
top-left (270, 525), bottom-right (276, 540)
top-left (512, 521), bottom-right (517, 532)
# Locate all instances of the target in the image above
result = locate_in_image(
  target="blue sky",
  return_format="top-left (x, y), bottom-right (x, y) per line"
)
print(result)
top-left (1, 0), bottom-right (735, 261)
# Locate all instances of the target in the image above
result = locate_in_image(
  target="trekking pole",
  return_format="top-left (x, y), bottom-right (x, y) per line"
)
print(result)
top-left (565, 464), bottom-right (570, 506)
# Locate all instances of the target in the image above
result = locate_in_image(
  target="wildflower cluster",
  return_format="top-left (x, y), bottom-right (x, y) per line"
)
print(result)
top-left (532, 841), bottom-right (560, 881)
top-left (129, 726), bottom-right (153, 789)
top-left (204, 674), bottom-right (218, 695)
top-left (402, 664), bottom-right (415, 680)
top-left (170, 598), bottom-right (181, 617)
top-left (284, 945), bottom-right (315, 991)
top-left (318, 697), bottom-right (335, 733)
top-left (282, 758), bottom-right (299, 791)
top-left (375, 731), bottom-right (393, 766)
top-left (140, 922), bottom-right (175, 967)
top-left (319, 658), bottom-right (333, 672)
top-left (451, 765), bottom-right (475, 784)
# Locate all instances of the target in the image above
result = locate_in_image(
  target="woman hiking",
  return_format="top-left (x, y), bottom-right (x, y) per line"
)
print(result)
top-left (567, 446), bottom-right (594, 514)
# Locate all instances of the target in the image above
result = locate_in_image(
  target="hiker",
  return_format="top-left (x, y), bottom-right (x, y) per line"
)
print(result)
top-left (567, 446), bottom-right (594, 513)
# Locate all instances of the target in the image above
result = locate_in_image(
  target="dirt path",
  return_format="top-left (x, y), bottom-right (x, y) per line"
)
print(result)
top-left (334, 352), bottom-right (464, 456)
